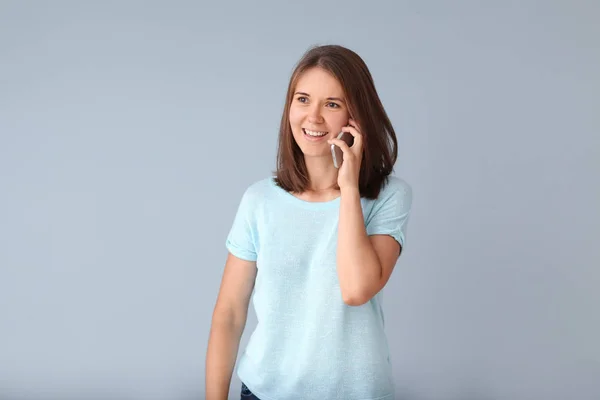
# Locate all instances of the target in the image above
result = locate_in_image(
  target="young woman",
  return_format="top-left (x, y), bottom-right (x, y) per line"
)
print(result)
top-left (206, 44), bottom-right (413, 400)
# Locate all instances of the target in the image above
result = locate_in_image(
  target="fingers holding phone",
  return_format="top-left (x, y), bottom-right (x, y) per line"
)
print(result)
top-left (330, 131), bottom-right (354, 168)
top-left (327, 119), bottom-right (364, 190)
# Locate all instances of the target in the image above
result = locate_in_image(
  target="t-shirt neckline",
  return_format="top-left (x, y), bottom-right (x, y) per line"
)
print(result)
top-left (269, 176), bottom-right (341, 210)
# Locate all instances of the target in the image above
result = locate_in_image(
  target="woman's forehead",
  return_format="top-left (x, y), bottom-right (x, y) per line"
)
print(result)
top-left (295, 68), bottom-right (344, 97)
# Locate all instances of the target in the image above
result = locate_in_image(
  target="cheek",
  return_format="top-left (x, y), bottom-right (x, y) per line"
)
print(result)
top-left (330, 112), bottom-right (350, 128)
top-left (288, 106), bottom-right (302, 126)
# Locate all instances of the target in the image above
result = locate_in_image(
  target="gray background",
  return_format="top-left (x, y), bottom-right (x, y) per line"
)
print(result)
top-left (1, 1), bottom-right (598, 399)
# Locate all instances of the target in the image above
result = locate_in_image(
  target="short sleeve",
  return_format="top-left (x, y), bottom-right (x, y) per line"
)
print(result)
top-left (365, 179), bottom-right (413, 248)
top-left (225, 188), bottom-right (258, 262)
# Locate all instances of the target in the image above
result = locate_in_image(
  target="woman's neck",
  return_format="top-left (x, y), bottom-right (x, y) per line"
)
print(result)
top-left (303, 155), bottom-right (339, 192)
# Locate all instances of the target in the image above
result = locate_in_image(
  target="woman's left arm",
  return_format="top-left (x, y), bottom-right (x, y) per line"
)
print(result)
top-left (328, 119), bottom-right (404, 306)
top-left (336, 188), bottom-right (401, 306)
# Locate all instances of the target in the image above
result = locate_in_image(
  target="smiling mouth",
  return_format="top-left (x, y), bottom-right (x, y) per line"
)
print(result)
top-left (303, 128), bottom-right (329, 137)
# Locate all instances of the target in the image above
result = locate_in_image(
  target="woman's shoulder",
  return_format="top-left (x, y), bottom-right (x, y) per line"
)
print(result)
top-left (362, 175), bottom-right (413, 224)
top-left (247, 176), bottom-right (276, 193)
top-left (374, 175), bottom-right (412, 203)
top-left (238, 176), bottom-right (277, 203)
top-left (384, 175), bottom-right (411, 191)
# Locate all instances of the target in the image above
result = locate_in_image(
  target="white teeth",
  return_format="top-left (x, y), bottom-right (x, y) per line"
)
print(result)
top-left (304, 128), bottom-right (328, 137)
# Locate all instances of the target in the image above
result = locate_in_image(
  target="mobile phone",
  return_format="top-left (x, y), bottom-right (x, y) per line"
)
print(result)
top-left (331, 131), bottom-right (354, 168)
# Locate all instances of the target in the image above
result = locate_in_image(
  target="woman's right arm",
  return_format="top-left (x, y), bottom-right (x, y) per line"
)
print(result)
top-left (205, 252), bottom-right (257, 400)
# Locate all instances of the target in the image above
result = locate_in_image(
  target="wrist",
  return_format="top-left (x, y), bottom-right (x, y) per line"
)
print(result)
top-left (340, 186), bottom-right (360, 197)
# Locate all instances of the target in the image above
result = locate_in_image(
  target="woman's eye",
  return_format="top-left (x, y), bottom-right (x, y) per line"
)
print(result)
top-left (297, 97), bottom-right (308, 103)
top-left (327, 102), bottom-right (340, 108)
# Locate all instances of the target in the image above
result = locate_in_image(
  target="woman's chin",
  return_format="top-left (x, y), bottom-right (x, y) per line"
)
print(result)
top-left (302, 151), bottom-right (334, 162)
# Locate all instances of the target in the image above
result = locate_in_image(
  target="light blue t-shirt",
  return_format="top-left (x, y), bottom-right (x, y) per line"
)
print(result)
top-left (225, 175), bottom-right (412, 400)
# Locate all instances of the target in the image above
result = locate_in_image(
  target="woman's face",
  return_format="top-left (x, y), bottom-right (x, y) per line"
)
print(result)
top-left (288, 67), bottom-right (350, 158)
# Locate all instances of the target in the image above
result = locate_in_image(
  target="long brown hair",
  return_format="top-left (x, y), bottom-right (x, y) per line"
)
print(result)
top-left (274, 44), bottom-right (398, 200)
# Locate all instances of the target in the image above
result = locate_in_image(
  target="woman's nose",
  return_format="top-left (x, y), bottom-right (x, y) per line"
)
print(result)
top-left (307, 106), bottom-right (324, 123)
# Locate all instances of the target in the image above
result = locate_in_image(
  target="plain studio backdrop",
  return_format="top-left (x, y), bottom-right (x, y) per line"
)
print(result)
top-left (0, 1), bottom-right (598, 400)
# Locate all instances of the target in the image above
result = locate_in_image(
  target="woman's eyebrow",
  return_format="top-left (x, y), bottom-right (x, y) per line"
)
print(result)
top-left (294, 92), bottom-right (346, 102)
